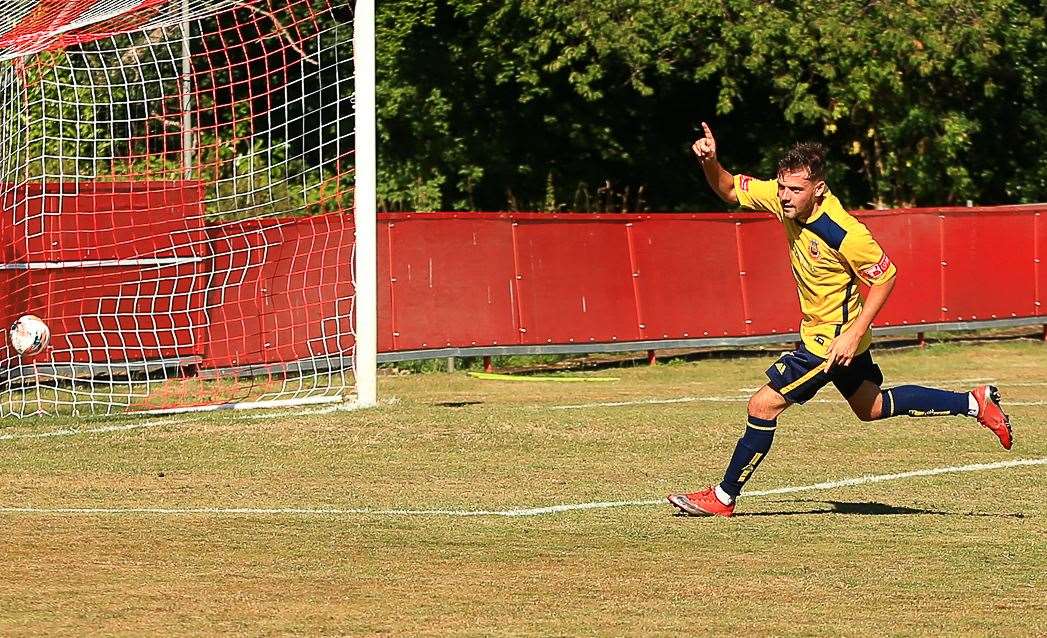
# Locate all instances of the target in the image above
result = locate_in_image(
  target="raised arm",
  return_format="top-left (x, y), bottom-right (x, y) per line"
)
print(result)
top-left (692, 122), bottom-right (738, 205)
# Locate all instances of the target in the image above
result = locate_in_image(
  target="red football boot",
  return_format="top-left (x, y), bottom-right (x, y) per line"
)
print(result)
top-left (667, 486), bottom-right (735, 517)
top-left (971, 385), bottom-right (1012, 450)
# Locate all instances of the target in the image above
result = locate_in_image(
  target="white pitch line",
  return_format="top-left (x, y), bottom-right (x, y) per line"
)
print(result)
top-left (0, 398), bottom-right (391, 442)
top-left (741, 458), bottom-right (1046, 497)
top-left (0, 458), bottom-right (1042, 519)
top-left (0, 419), bottom-right (189, 441)
top-left (243, 404), bottom-right (347, 420)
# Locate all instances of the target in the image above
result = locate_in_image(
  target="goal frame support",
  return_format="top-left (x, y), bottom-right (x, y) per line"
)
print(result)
top-left (353, 0), bottom-right (377, 408)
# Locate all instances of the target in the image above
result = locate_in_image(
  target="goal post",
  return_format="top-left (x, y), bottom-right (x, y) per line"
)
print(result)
top-left (0, 0), bottom-right (376, 417)
top-left (352, 0), bottom-right (376, 408)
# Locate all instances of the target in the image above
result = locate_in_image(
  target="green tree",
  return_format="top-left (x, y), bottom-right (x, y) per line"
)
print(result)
top-left (376, 0), bottom-right (1047, 210)
top-left (722, 0), bottom-right (1047, 206)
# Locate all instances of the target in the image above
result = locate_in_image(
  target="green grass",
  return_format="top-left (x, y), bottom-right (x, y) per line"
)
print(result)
top-left (0, 340), bottom-right (1044, 636)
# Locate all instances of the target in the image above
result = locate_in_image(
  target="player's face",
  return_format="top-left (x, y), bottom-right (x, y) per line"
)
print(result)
top-left (777, 168), bottom-right (824, 220)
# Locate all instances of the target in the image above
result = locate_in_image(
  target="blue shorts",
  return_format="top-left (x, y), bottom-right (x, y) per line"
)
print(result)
top-left (765, 345), bottom-right (883, 404)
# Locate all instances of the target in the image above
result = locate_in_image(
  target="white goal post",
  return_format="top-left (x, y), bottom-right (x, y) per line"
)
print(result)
top-left (352, 0), bottom-right (376, 408)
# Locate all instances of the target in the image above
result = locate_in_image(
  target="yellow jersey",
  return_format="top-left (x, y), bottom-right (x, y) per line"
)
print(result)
top-left (733, 174), bottom-right (897, 358)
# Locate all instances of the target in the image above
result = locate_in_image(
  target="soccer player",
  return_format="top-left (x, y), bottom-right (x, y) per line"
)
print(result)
top-left (667, 123), bottom-right (1013, 518)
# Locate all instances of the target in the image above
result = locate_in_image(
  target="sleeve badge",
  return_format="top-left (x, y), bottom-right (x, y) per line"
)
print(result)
top-left (861, 253), bottom-right (892, 280)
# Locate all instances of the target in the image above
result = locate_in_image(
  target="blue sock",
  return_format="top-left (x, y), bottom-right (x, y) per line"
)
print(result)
top-left (880, 385), bottom-right (969, 419)
top-left (720, 416), bottom-right (776, 498)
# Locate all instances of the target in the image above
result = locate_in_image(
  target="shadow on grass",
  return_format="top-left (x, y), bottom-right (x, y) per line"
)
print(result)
top-left (433, 400), bottom-right (485, 408)
top-left (736, 499), bottom-right (1025, 518)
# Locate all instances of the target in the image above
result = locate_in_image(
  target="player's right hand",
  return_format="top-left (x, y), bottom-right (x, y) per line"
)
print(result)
top-left (692, 121), bottom-right (717, 163)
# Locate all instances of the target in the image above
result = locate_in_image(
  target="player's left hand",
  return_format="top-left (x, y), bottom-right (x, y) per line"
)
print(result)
top-left (823, 330), bottom-right (862, 373)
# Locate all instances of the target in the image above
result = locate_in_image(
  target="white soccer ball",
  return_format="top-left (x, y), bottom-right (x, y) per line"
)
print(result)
top-left (9, 314), bottom-right (50, 356)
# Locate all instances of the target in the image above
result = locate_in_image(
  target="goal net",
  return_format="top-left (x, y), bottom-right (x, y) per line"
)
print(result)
top-left (0, 0), bottom-right (373, 416)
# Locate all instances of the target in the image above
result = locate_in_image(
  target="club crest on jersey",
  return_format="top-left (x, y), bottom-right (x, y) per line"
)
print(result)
top-left (808, 239), bottom-right (821, 260)
top-left (739, 175), bottom-right (752, 192)
top-left (862, 253), bottom-right (892, 280)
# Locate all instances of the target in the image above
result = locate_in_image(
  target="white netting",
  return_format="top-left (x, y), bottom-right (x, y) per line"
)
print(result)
top-left (0, 0), bottom-right (356, 416)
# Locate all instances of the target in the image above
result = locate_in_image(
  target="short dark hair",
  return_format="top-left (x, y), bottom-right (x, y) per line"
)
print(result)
top-left (778, 142), bottom-right (827, 182)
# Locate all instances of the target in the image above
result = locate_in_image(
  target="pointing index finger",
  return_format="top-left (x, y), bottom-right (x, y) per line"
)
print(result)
top-left (701, 121), bottom-right (713, 138)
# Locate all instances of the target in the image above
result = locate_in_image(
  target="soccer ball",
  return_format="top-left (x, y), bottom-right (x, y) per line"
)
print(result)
top-left (9, 314), bottom-right (50, 357)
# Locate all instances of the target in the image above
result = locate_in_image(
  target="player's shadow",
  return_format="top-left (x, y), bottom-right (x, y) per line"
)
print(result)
top-left (736, 500), bottom-right (1025, 518)
top-left (433, 400), bottom-right (484, 408)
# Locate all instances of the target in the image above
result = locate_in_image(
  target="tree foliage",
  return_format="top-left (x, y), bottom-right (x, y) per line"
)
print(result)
top-left (376, 0), bottom-right (1047, 211)
top-left (6, 4), bottom-right (354, 220)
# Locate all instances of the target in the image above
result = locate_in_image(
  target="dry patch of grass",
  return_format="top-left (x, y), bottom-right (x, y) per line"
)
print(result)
top-left (0, 340), bottom-right (1044, 635)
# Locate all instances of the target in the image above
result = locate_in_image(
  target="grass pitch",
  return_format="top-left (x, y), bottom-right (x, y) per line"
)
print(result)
top-left (0, 339), bottom-right (1044, 636)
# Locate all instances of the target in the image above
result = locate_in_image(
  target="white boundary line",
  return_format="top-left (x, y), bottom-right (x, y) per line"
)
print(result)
top-left (1, 458), bottom-right (1043, 518)
top-left (0, 399), bottom-right (374, 442)
top-left (129, 394), bottom-right (345, 416)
